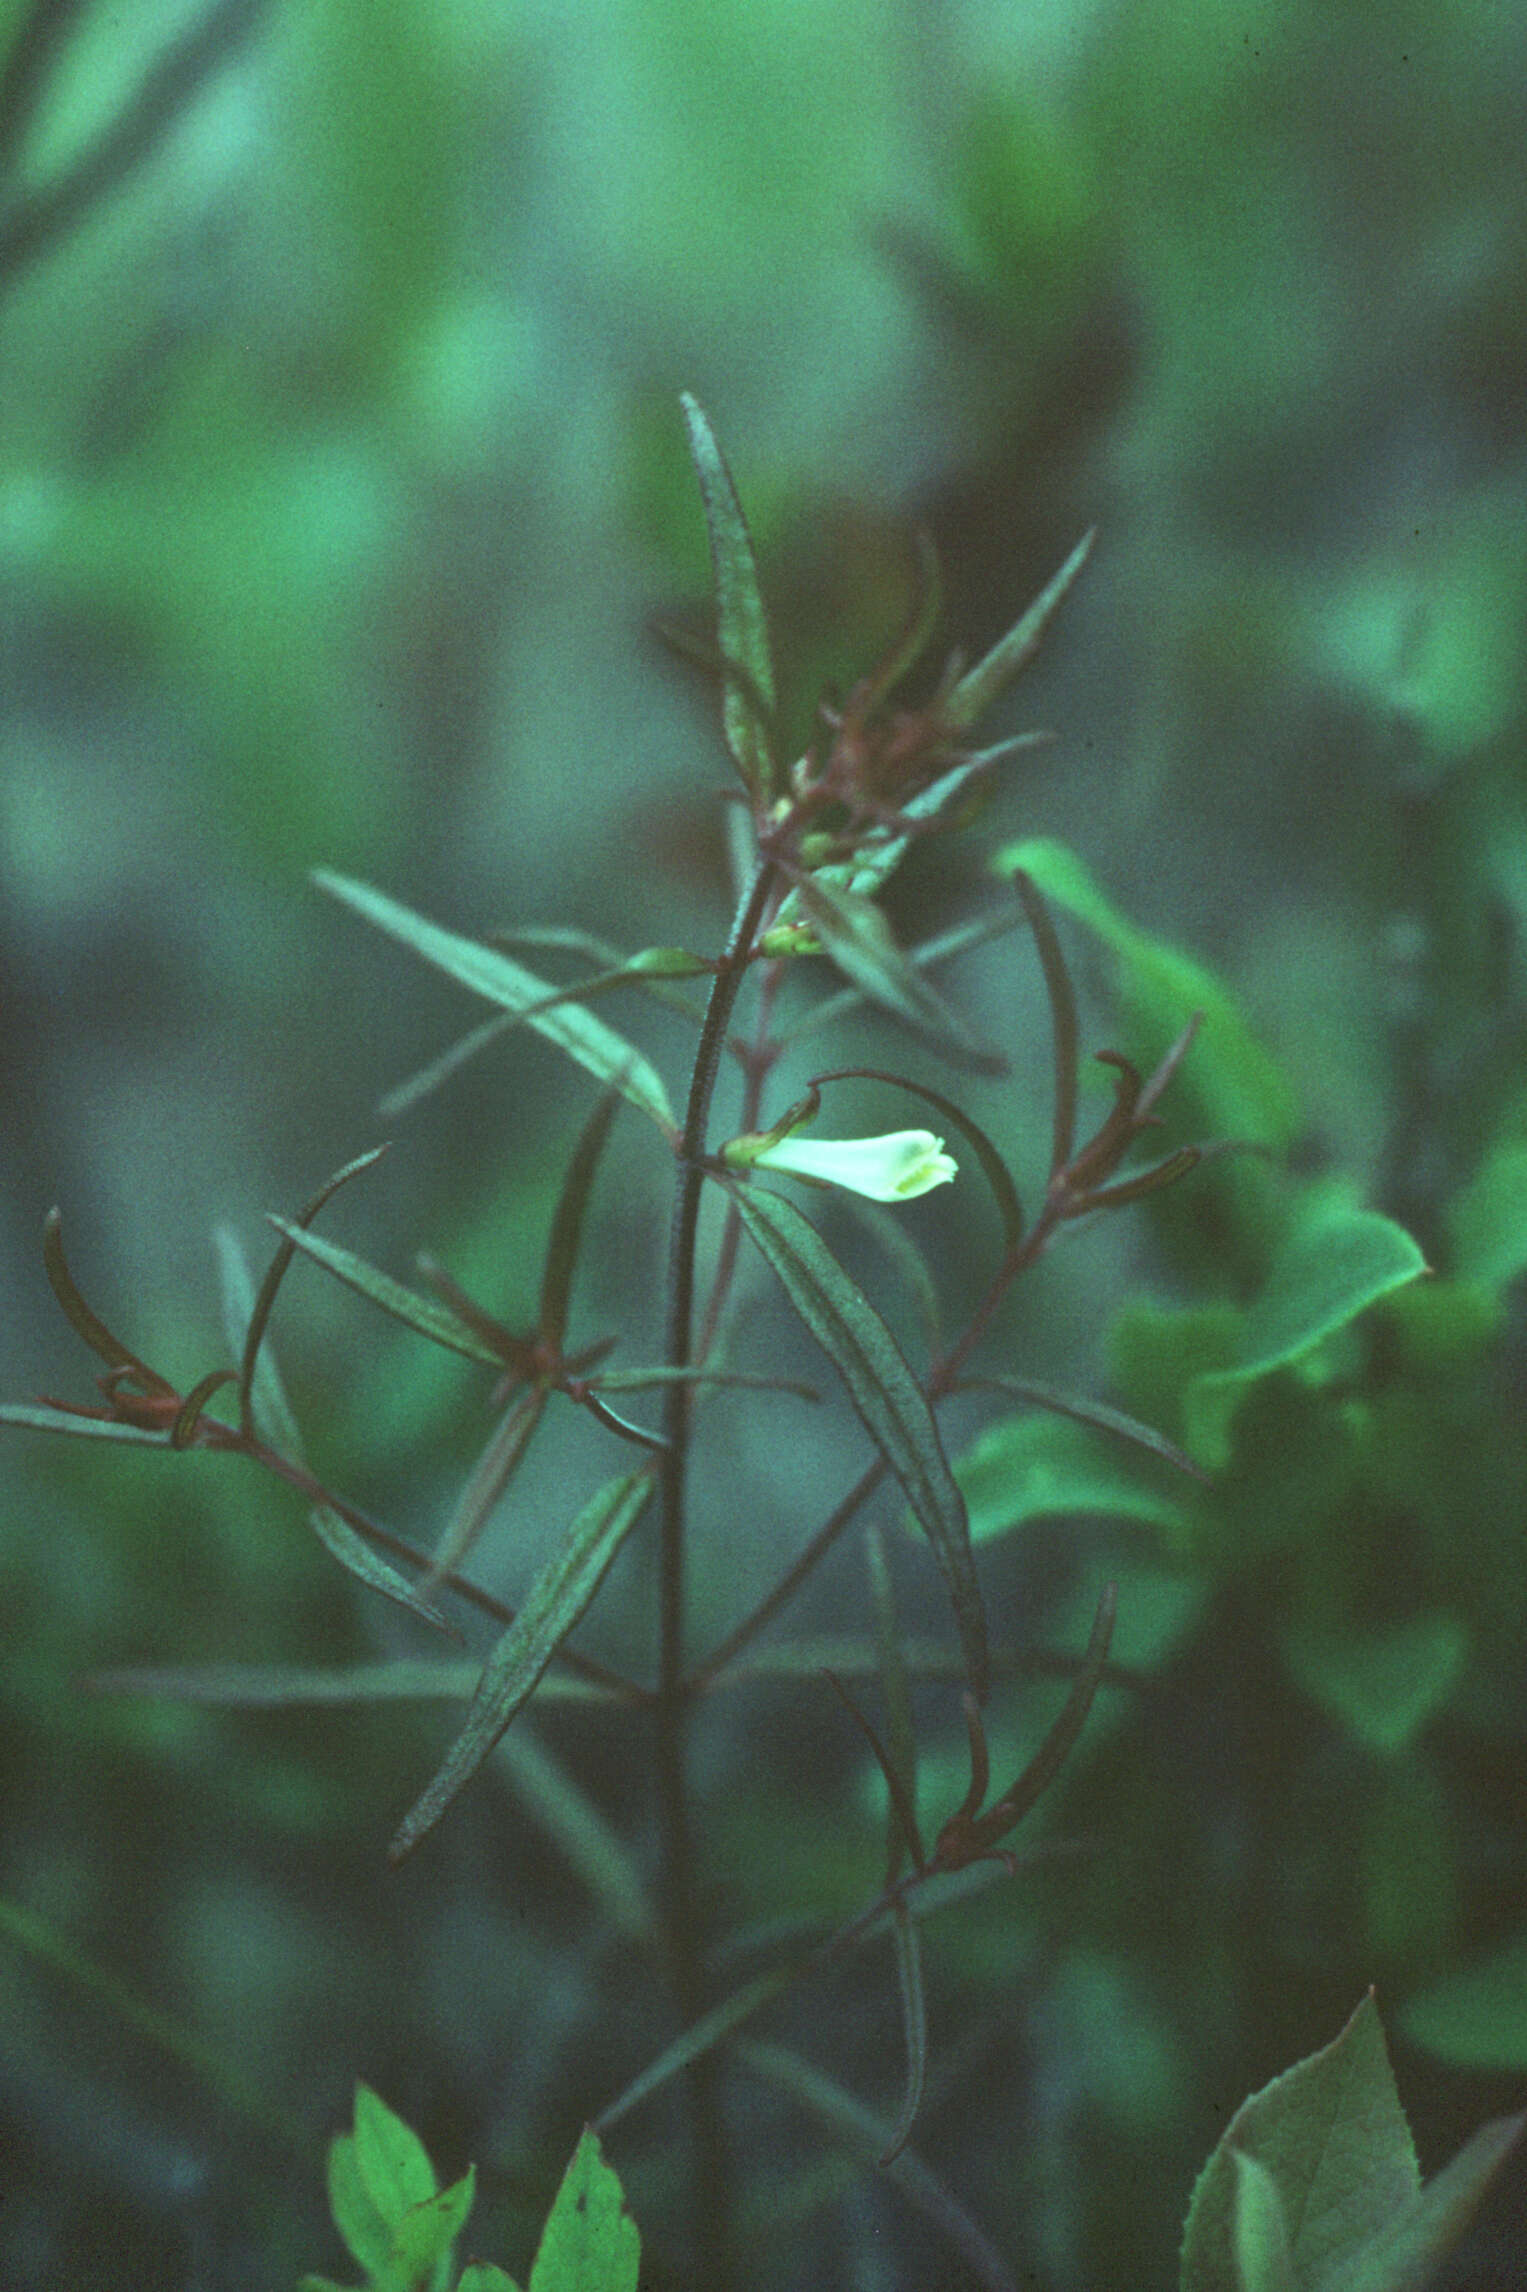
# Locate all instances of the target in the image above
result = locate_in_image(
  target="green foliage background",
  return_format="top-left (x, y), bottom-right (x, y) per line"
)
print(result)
top-left (2, 0), bottom-right (1524, 2284)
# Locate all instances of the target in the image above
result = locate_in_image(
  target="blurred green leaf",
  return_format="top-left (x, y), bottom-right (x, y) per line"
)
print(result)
top-left (1448, 1138), bottom-right (1527, 1290)
top-left (1230, 2151), bottom-right (1298, 2292)
top-left (527, 2128), bottom-right (639, 2292)
top-left (732, 1182), bottom-right (988, 1699)
top-left (1280, 1613), bottom-right (1467, 1757)
top-left (956, 1409), bottom-right (1191, 1544)
top-left (943, 529), bottom-right (1094, 730)
top-left (0, 1402), bottom-right (169, 1444)
top-left (389, 1469), bottom-right (653, 1863)
top-left (881, 1900), bottom-right (927, 2165)
top-left (793, 875), bottom-right (1006, 1074)
top-left (1332, 2115), bottom-right (1524, 2292)
top-left (1401, 1929), bottom-right (1527, 2072)
top-left (1182, 1196), bottom-right (1427, 1466)
top-left (314, 872), bottom-right (677, 1132)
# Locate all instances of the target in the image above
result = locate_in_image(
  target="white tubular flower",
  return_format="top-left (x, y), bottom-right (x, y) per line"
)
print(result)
top-left (728, 1128), bottom-right (958, 1202)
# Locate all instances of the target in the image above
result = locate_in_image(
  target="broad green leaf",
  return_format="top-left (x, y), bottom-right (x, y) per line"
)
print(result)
top-left (1401, 1928), bottom-right (1527, 2072)
top-left (389, 1470), bottom-right (653, 1862)
top-left (992, 838), bottom-right (1299, 1148)
top-left (1448, 1138), bottom-right (1527, 1290)
top-left (268, 1221), bottom-right (504, 1368)
top-left (391, 2168), bottom-right (475, 2285)
top-left (1180, 1995), bottom-right (1420, 2292)
top-left (943, 529), bottom-right (1094, 729)
top-left (307, 1503), bottom-right (456, 1636)
top-left (732, 1184), bottom-right (988, 1699)
top-left (1183, 1198), bottom-right (1428, 1466)
top-left (794, 874), bottom-right (1005, 1075)
top-left (679, 392), bottom-right (776, 807)
top-left (1281, 1614), bottom-right (1467, 1756)
top-left (528, 2128), bottom-right (640, 2292)
top-left (0, 1403), bottom-right (169, 1444)
top-left (353, 2083), bottom-right (438, 2224)
top-left (1231, 2152), bottom-right (1298, 2292)
top-left (1332, 2114), bottom-right (1524, 2292)
top-left (956, 1410), bottom-right (1191, 1544)
top-left (457, 2267), bottom-right (521, 2292)
top-left (329, 2128), bottom-right (391, 2276)
top-left (314, 871), bottom-right (676, 1131)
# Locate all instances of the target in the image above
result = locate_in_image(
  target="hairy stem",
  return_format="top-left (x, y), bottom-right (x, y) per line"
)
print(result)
top-left (656, 855), bottom-right (779, 2286)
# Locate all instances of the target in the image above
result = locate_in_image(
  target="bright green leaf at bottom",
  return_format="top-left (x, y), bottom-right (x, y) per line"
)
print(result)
top-left (457, 2266), bottom-right (521, 2292)
top-left (528, 2129), bottom-right (639, 2292)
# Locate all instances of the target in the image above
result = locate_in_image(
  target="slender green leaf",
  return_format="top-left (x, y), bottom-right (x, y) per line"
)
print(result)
top-left (0, 1403), bottom-right (169, 1445)
top-left (732, 1183), bottom-right (988, 1699)
top-left (237, 1144), bottom-right (391, 1440)
top-left (979, 1580), bottom-right (1115, 1839)
top-left (1230, 2151), bottom-right (1299, 2292)
top-left (594, 1969), bottom-right (793, 2133)
top-left (540, 1082), bottom-right (622, 1350)
top-left (1184, 1198), bottom-right (1429, 1466)
top-left (590, 1366), bottom-right (820, 1401)
top-left (314, 871), bottom-right (676, 1131)
top-left (1011, 868), bottom-right (1080, 1176)
top-left (214, 1225), bottom-right (302, 1455)
top-left (1180, 1995), bottom-right (1420, 2292)
top-left (308, 1504), bottom-right (456, 1635)
top-left (527, 2127), bottom-right (640, 2292)
top-left (812, 1066), bottom-right (1024, 1252)
top-left (268, 1221), bottom-right (505, 1367)
top-left (735, 2041), bottom-right (1019, 2292)
top-left (943, 529), bottom-right (1094, 729)
top-left (991, 838), bottom-right (1299, 1149)
top-left (787, 907), bottom-right (1020, 1044)
top-left (83, 1659), bottom-right (484, 1706)
top-left (679, 391), bottom-right (776, 806)
top-left (425, 1390), bottom-right (547, 1590)
top-left (496, 1723), bottom-right (654, 1942)
top-left (389, 1470), bottom-right (654, 1862)
top-left (794, 875), bottom-right (1005, 1075)
top-left (881, 1901), bottom-right (927, 2165)
top-left (959, 1376), bottom-right (1207, 1482)
top-left (866, 1519), bottom-right (920, 1878)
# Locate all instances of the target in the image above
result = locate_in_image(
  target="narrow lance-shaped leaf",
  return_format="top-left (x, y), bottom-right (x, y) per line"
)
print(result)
top-left (866, 1518), bottom-right (920, 1880)
top-left (424, 1389), bottom-right (547, 1591)
top-left (794, 874), bottom-right (1006, 1077)
top-left (954, 1375), bottom-right (1208, 1483)
top-left (314, 870), bottom-right (677, 1134)
top-left (540, 1080), bottom-right (622, 1351)
top-left (1011, 869), bottom-right (1080, 1179)
top-left (731, 1183), bottom-right (988, 1699)
top-left (0, 1403), bottom-right (170, 1445)
top-left (942, 528), bottom-right (1095, 731)
top-left (42, 1209), bottom-right (168, 1389)
top-left (389, 1469), bottom-right (654, 1863)
top-left (237, 1144), bottom-right (391, 1441)
top-left (680, 391), bottom-right (776, 807)
top-left (267, 1220), bottom-right (506, 1368)
top-left (307, 1505), bottom-right (456, 1636)
top-left (881, 1900), bottom-right (928, 2166)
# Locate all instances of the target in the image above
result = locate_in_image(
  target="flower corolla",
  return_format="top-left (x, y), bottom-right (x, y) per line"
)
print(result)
top-left (730, 1128), bottom-right (957, 1203)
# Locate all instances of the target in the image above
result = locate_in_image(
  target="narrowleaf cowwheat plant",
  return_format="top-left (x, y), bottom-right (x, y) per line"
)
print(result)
top-left (14, 402), bottom-right (1512, 2292)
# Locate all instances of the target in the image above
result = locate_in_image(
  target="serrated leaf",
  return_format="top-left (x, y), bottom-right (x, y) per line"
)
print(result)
top-left (1184, 1199), bottom-right (1428, 1466)
top-left (1231, 2151), bottom-right (1299, 2292)
top-left (269, 1222), bottom-right (504, 1368)
top-left (1331, 2113), bottom-right (1523, 2292)
top-left (1180, 1995), bottom-right (1420, 2292)
top-left (679, 392), bottom-right (776, 807)
top-left (0, 1403), bottom-right (170, 1444)
top-left (389, 1470), bottom-right (653, 1862)
top-left (732, 1183), bottom-right (988, 1699)
top-left (943, 528), bottom-right (1094, 729)
top-left (528, 2128), bottom-right (640, 2292)
top-left (795, 875), bottom-right (1005, 1075)
top-left (307, 1503), bottom-right (455, 1635)
top-left (353, 2083), bottom-right (438, 2225)
top-left (314, 871), bottom-right (676, 1131)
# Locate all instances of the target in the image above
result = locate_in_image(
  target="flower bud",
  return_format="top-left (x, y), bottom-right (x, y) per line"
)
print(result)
top-left (724, 1128), bottom-right (957, 1202)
